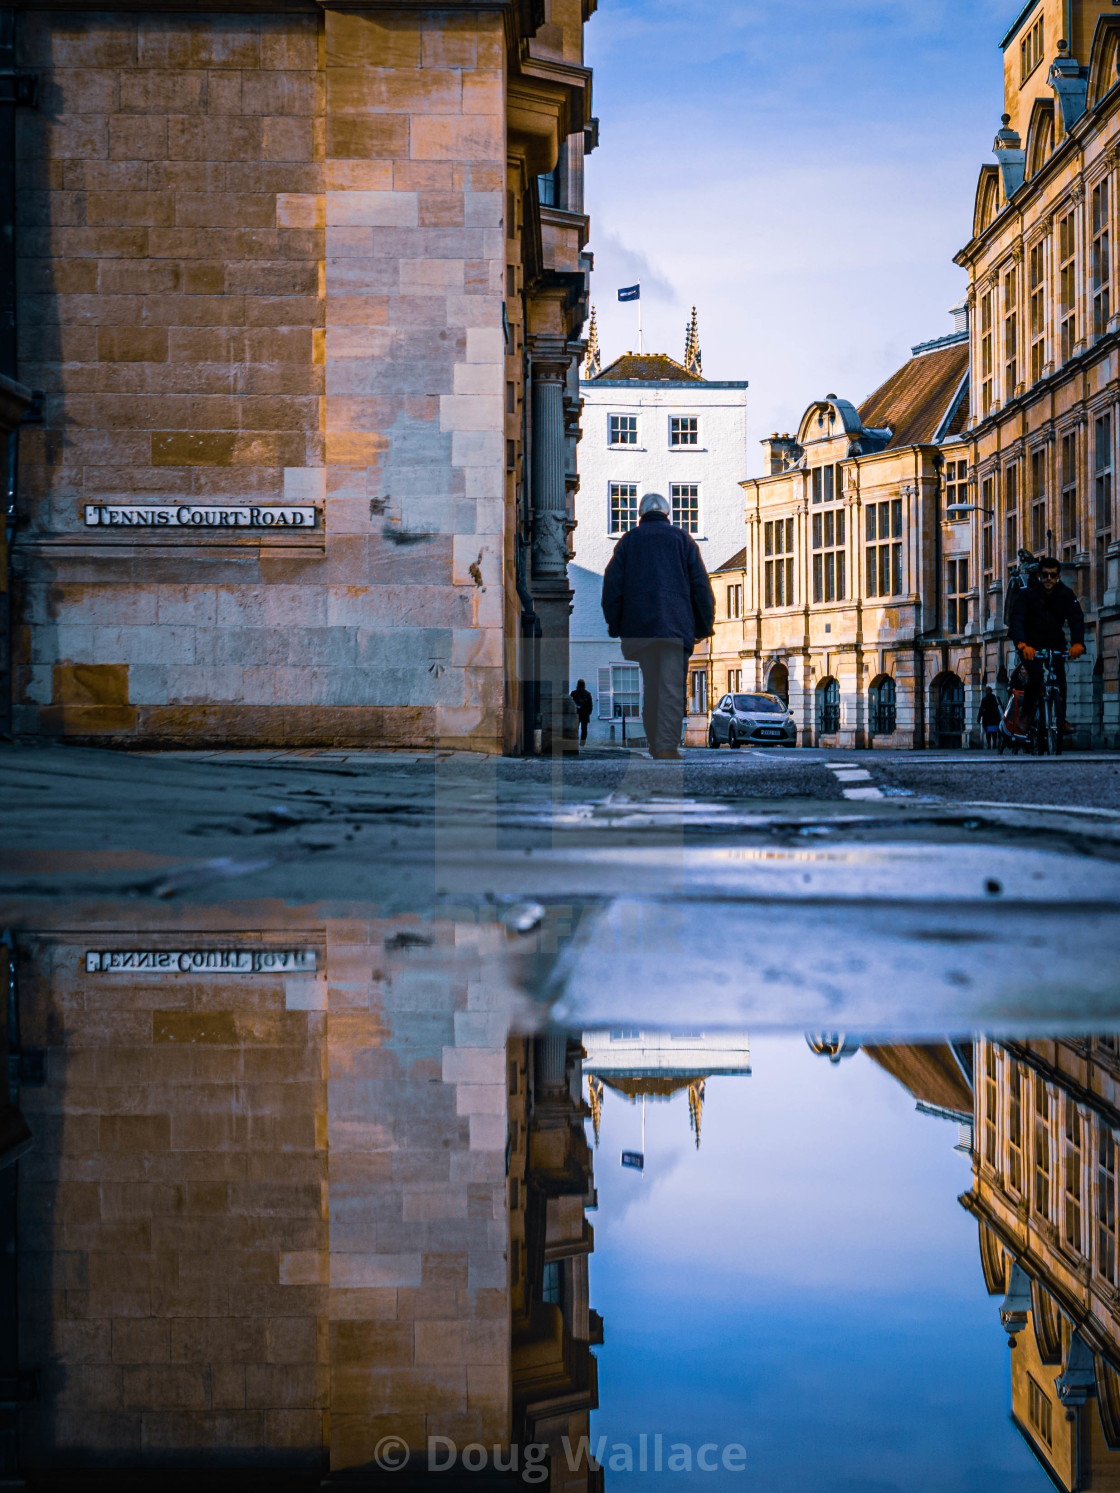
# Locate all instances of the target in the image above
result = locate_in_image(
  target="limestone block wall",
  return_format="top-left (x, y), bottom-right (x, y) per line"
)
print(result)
top-left (16, 917), bottom-right (510, 1470)
top-left (13, 8), bottom-right (509, 750)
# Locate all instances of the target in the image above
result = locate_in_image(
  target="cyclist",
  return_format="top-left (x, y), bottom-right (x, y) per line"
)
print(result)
top-left (1008, 555), bottom-right (1085, 734)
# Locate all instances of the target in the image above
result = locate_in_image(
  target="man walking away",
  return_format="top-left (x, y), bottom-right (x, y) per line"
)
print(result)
top-left (978, 685), bottom-right (1001, 749)
top-left (600, 491), bottom-right (715, 760)
top-left (570, 678), bottom-right (593, 746)
top-left (1009, 556), bottom-right (1085, 733)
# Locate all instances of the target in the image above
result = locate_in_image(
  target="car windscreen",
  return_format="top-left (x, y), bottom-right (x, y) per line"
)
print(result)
top-left (733, 695), bottom-right (784, 715)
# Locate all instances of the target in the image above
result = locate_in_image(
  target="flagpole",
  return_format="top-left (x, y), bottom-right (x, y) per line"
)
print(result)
top-left (637, 281), bottom-right (643, 355)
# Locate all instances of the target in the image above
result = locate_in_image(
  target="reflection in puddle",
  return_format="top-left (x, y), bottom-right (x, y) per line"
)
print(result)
top-left (2, 909), bottom-right (1118, 1490)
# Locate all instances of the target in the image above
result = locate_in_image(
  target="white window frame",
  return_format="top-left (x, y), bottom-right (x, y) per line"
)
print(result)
top-left (597, 663), bottom-right (641, 720)
top-left (608, 481), bottom-right (638, 536)
top-left (671, 482), bottom-right (699, 534)
top-left (669, 415), bottom-right (698, 448)
top-left (609, 413), bottom-right (638, 447)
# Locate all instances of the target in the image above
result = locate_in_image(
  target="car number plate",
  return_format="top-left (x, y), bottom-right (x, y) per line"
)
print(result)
top-left (758, 728), bottom-right (782, 737)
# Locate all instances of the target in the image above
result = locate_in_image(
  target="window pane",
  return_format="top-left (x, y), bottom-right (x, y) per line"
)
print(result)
top-left (891, 498), bottom-right (902, 538)
top-left (866, 507), bottom-right (876, 542)
top-left (866, 548), bottom-right (876, 596)
top-left (879, 545), bottom-right (890, 596)
top-left (892, 542), bottom-right (902, 595)
top-left (836, 552), bottom-right (845, 600)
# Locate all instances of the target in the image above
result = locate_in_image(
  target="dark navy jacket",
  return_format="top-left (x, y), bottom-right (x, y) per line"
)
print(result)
top-left (1009, 576), bottom-right (1085, 651)
top-left (600, 511), bottom-right (715, 659)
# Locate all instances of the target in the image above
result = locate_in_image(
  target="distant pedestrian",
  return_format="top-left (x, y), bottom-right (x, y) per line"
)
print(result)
top-left (570, 679), bottom-right (593, 745)
top-left (978, 685), bottom-right (1001, 749)
top-left (601, 492), bottom-right (715, 760)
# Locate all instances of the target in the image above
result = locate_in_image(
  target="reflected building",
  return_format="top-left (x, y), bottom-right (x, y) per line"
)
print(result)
top-left (966, 1036), bottom-right (1120, 1491)
top-left (582, 1031), bottom-right (751, 1149)
top-left (6, 914), bottom-right (601, 1486)
top-left (865, 1033), bottom-right (1120, 1490)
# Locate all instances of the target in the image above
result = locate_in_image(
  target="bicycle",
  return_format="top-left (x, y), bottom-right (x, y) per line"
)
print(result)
top-left (1025, 648), bottom-right (1066, 757)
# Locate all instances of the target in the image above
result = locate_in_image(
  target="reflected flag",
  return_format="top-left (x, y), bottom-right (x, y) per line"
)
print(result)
top-left (621, 1150), bottom-right (644, 1170)
top-left (617, 284), bottom-right (640, 302)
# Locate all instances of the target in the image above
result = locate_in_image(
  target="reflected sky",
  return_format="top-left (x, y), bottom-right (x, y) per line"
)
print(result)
top-left (589, 1035), bottom-right (1049, 1491)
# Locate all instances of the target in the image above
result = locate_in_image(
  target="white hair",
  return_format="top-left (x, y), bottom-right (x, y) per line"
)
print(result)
top-left (639, 491), bottom-right (670, 516)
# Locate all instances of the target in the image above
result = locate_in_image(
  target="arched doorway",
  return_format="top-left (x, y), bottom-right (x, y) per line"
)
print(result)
top-left (931, 671), bottom-right (964, 748)
top-left (867, 675), bottom-right (896, 737)
top-left (815, 677), bottom-right (840, 737)
top-left (766, 661), bottom-right (789, 704)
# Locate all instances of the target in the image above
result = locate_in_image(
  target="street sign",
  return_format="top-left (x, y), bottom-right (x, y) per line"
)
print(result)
top-left (621, 1151), bottom-right (644, 1171)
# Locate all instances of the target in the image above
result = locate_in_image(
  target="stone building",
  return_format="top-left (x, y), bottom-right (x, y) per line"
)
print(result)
top-left (709, 0), bottom-right (1120, 751)
top-left (952, 0), bottom-right (1120, 748)
top-left (6, 0), bottom-right (595, 754)
top-left (863, 1031), bottom-right (1120, 1490)
top-left (569, 317), bottom-right (748, 746)
top-left (709, 332), bottom-right (971, 749)
top-left (10, 910), bottom-right (601, 1481)
top-left (966, 1035), bottom-right (1120, 1490)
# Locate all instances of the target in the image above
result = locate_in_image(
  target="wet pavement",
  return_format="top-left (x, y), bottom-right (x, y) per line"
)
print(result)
top-left (3, 742), bottom-right (1120, 1490)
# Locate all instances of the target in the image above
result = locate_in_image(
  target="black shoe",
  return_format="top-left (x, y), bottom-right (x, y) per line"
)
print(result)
top-left (653, 749), bottom-right (683, 761)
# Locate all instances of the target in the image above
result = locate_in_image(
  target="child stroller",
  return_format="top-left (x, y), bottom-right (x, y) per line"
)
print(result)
top-left (997, 662), bottom-right (1030, 755)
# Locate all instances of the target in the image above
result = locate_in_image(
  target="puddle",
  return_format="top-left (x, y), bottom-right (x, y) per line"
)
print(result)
top-left (2, 896), bottom-right (1118, 1492)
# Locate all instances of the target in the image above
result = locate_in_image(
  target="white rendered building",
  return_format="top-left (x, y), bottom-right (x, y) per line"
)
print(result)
top-left (570, 317), bottom-right (749, 743)
top-left (582, 1030), bottom-right (752, 1150)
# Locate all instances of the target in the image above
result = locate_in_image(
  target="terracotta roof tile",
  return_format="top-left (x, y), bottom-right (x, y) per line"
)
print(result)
top-left (711, 546), bottom-right (746, 573)
top-left (591, 351), bottom-right (705, 383)
top-left (857, 340), bottom-right (969, 448)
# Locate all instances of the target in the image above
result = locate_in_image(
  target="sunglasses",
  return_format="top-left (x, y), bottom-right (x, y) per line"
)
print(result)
top-left (1039, 569), bottom-right (1060, 580)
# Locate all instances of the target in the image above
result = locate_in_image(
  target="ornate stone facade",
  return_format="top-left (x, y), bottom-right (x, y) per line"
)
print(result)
top-left (6, 1), bottom-right (594, 753)
top-left (712, 341), bottom-right (973, 750)
top-left (955, 0), bottom-right (1120, 747)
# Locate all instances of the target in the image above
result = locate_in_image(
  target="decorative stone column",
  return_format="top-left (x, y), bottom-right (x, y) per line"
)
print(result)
top-left (530, 354), bottom-right (577, 752)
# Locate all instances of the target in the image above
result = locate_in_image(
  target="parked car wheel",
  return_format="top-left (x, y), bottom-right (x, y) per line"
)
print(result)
top-left (708, 726), bottom-right (719, 749)
top-left (728, 726), bottom-right (740, 749)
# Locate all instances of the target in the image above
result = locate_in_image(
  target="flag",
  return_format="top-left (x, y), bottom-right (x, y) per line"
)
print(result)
top-left (617, 284), bottom-right (640, 302)
top-left (621, 1150), bottom-right (644, 1170)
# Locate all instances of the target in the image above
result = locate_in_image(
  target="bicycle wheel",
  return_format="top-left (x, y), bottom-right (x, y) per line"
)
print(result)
top-left (1030, 708), bottom-right (1045, 756)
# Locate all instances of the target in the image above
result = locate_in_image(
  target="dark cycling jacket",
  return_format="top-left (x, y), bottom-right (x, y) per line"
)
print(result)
top-left (1009, 576), bottom-right (1085, 651)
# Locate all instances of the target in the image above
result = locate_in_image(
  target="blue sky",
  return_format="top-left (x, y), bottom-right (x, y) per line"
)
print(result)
top-left (583, 0), bottom-right (1014, 470)
top-left (586, 1035), bottom-right (1050, 1492)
